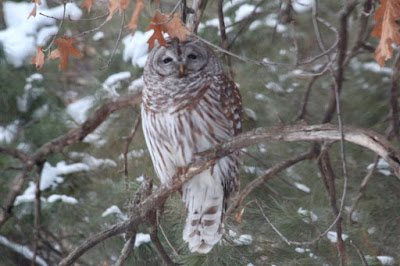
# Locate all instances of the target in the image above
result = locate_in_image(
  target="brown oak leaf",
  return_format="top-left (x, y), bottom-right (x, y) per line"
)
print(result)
top-left (371, 0), bottom-right (400, 67)
top-left (82, 0), bottom-right (94, 13)
top-left (126, 0), bottom-right (145, 35)
top-left (107, 0), bottom-right (130, 21)
top-left (235, 208), bottom-right (245, 224)
top-left (48, 36), bottom-right (83, 72)
top-left (30, 46), bottom-right (45, 70)
top-left (27, 0), bottom-right (42, 19)
top-left (146, 12), bottom-right (190, 50)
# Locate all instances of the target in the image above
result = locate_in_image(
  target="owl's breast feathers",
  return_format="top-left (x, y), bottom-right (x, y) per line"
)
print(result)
top-left (142, 74), bottom-right (242, 194)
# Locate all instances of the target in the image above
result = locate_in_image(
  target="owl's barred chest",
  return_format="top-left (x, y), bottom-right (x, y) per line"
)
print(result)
top-left (143, 92), bottom-right (228, 166)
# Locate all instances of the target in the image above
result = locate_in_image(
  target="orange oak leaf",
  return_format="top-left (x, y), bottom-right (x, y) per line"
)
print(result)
top-left (30, 46), bottom-right (45, 70)
top-left (162, 13), bottom-right (190, 41)
top-left (126, 0), bottom-right (145, 35)
top-left (27, 0), bottom-right (42, 19)
top-left (235, 208), bottom-right (245, 224)
top-left (146, 12), bottom-right (168, 49)
top-left (48, 36), bottom-right (83, 72)
top-left (146, 12), bottom-right (190, 50)
top-left (107, 0), bottom-right (130, 21)
top-left (371, 0), bottom-right (400, 67)
top-left (82, 0), bottom-right (94, 13)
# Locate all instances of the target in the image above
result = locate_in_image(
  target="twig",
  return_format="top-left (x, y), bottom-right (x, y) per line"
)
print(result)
top-left (73, 13), bottom-right (111, 38)
top-left (101, 10), bottom-right (126, 69)
top-left (32, 161), bottom-right (44, 266)
top-left (350, 240), bottom-right (369, 266)
top-left (149, 227), bottom-right (176, 266)
top-left (343, 0), bottom-right (373, 66)
top-left (312, 1), bottom-right (359, 264)
top-left (123, 115), bottom-right (142, 177)
top-left (389, 52), bottom-right (400, 141)
top-left (0, 146), bottom-right (31, 163)
top-left (115, 235), bottom-right (136, 266)
top-left (217, 0), bottom-right (233, 78)
top-left (229, 149), bottom-right (314, 215)
top-left (347, 155), bottom-right (379, 225)
top-left (39, 11), bottom-right (110, 22)
top-left (186, 0), bottom-right (208, 33)
top-left (0, 168), bottom-right (32, 230)
top-left (195, 35), bottom-right (338, 68)
top-left (296, 76), bottom-right (317, 120)
top-left (226, 0), bottom-right (268, 50)
top-left (158, 222), bottom-right (179, 257)
top-left (43, 2), bottom-right (66, 52)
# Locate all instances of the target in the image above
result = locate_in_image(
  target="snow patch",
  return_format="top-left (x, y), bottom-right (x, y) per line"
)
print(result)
top-left (93, 31), bottom-right (104, 41)
top-left (69, 152), bottom-right (117, 169)
top-left (0, 120), bottom-right (19, 143)
top-left (294, 182), bottom-right (310, 193)
top-left (377, 256), bottom-right (395, 265)
top-left (41, 161), bottom-right (89, 191)
top-left (326, 231), bottom-right (349, 243)
top-left (297, 207), bottom-right (318, 223)
top-left (134, 232), bottom-right (151, 247)
top-left (47, 194), bottom-right (78, 204)
top-left (0, 235), bottom-right (48, 266)
top-left (66, 96), bottom-right (95, 124)
top-left (233, 234), bottom-right (253, 245)
top-left (102, 71), bottom-right (131, 97)
top-left (235, 4), bottom-right (260, 22)
top-left (122, 31), bottom-right (153, 68)
top-left (363, 62), bottom-right (392, 75)
top-left (367, 158), bottom-right (392, 176)
top-left (136, 175), bottom-right (145, 182)
top-left (128, 76), bottom-right (144, 92)
top-left (292, 0), bottom-right (314, 13)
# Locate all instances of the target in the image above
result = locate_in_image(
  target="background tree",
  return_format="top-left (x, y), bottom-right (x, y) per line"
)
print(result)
top-left (1, 0), bottom-right (400, 265)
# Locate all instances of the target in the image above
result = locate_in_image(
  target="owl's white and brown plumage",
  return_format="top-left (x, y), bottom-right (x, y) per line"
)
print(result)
top-left (142, 38), bottom-right (242, 253)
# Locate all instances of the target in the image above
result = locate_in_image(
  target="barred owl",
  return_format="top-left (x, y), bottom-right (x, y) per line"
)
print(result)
top-left (142, 37), bottom-right (242, 253)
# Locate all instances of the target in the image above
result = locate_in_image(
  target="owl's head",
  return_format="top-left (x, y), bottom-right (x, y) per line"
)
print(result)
top-left (146, 37), bottom-right (223, 78)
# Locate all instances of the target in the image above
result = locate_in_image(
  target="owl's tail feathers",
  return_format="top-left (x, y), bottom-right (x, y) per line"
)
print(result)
top-left (182, 172), bottom-right (225, 254)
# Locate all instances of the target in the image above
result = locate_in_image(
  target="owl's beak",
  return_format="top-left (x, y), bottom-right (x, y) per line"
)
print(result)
top-left (179, 64), bottom-right (185, 77)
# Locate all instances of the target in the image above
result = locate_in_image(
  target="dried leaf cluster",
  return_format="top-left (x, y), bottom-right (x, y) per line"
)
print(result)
top-left (372, 0), bottom-right (400, 67)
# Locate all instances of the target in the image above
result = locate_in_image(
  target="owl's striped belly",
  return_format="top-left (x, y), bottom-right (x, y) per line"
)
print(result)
top-left (142, 102), bottom-right (231, 186)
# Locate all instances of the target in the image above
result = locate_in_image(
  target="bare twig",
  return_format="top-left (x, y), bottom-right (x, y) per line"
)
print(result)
top-left (43, 2), bottom-right (66, 52)
top-left (389, 52), bottom-right (400, 141)
top-left (158, 219), bottom-right (179, 257)
top-left (101, 10), bottom-right (126, 69)
top-left (115, 235), bottom-right (136, 266)
top-left (229, 149), bottom-right (314, 215)
top-left (350, 240), bottom-right (369, 266)
top-left (32, 161), bottom-right (44, 266)
top-left (195, 35), bottom-right (338, 68)
top-left (0, 167), bottom-right (32, 230)
top-left (123, 115), bottom-right (142, 177)
top-left (0, 146), bottom-right (31, 163)
top-left (296, 76), bottom-right (318, 120)
top-left (217, 0), bottom-right (233, 78)
top-left (347, 155), bottom-right (379, 225)
top-left (186, 0), bottom-right (208, 33)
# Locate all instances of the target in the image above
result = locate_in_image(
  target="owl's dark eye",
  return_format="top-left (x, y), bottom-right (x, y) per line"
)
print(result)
top-left (163, 57), bottom-right (173, 64)
top-left (187, 54), bottom-right (197, 60)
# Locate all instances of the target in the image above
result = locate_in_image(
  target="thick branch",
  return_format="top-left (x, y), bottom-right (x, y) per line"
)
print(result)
top-left (32, 92), bottom-right (142, 162)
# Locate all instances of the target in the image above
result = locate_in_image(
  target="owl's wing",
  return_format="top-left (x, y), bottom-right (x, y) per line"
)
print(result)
top-left (202, 74), bottom-right (243, 197)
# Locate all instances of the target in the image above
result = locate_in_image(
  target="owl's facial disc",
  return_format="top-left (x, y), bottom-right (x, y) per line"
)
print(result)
top-left (152, 42), bottom-right (208, 78)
